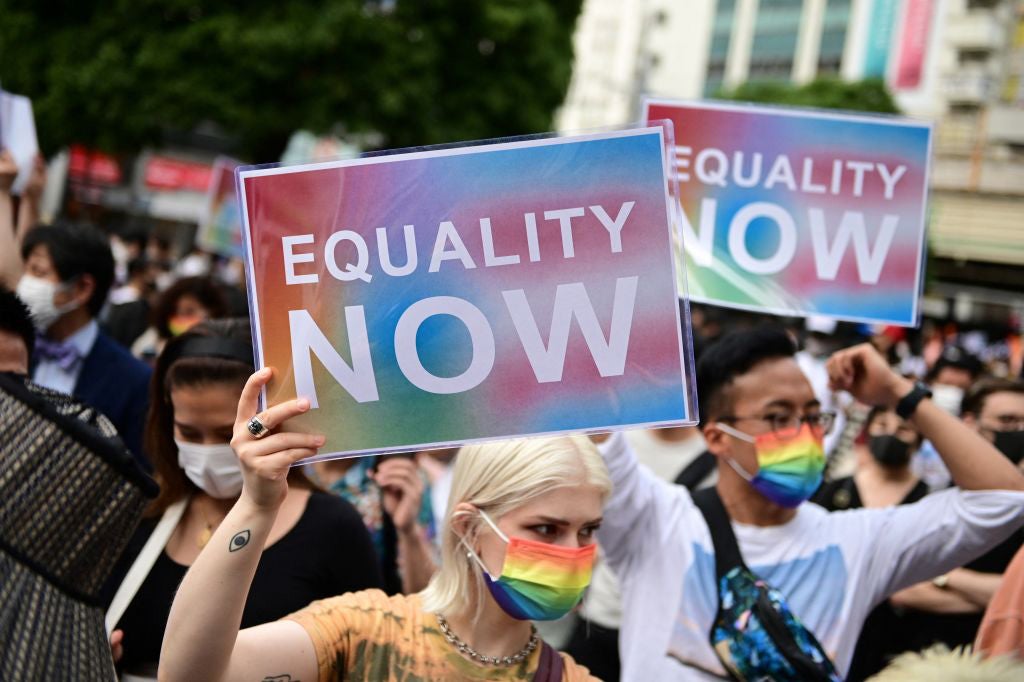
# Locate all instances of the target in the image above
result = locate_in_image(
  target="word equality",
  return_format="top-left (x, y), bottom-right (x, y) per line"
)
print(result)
top-left (675, 146), bottom-right (907, 199)
top-left (282, 201), bottom-right (636, 285)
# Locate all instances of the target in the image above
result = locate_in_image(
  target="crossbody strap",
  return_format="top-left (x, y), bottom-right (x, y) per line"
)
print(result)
top-left (691, 487), bottom-right (745, 580)
top-left (105, 497), bottom-right (189, 635)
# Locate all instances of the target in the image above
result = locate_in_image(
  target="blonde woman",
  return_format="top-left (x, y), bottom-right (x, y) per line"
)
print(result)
top-left (160, 368), bottom-right (604, 681)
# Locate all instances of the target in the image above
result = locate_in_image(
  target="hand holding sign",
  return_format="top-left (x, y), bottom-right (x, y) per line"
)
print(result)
top-left (230, 367), bottom-right (325, 510)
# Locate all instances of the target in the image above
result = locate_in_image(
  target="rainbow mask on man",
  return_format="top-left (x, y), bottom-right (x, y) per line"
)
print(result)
top-left (463, 510), bottom-right (596, 621)
top-left (717, 422), bottom-right (826, 508)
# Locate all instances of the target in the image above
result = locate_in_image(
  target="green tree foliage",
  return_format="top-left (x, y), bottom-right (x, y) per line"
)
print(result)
top-left (717, 77), bottom-right (900, 114)
top-left (0, 0), bottom-right (582, 160)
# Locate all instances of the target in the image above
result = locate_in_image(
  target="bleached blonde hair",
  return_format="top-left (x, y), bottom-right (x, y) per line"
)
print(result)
top-left (868, 645), bottom-right (1024, 682)
top-left (419, 435), bottom-right (611, 617)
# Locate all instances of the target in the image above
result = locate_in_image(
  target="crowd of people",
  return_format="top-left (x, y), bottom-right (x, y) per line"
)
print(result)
top-left (2, 150), bottom-right (1024, 682)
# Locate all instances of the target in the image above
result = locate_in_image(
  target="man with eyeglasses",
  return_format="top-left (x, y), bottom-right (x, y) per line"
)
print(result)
top-left (594, 327), bottom-right (1024, 681)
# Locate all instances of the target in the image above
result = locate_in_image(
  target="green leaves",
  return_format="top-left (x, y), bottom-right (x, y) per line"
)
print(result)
top-left (0, 0), bottom-right (583, 160)
top-left (716, 78), bottom-right (901, 115)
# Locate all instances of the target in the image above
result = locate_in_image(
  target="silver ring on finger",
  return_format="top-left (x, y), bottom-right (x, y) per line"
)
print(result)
top-left (247, 414), bottom-right (270, 439)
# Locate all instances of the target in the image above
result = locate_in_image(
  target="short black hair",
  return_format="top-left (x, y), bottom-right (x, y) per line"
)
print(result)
top-left (962, 378), bottom-right (1024, 417)
top-left (0, 286), bottom-right (35, 358)
top-left (150, 276), bottom-right (228, 339)
top-left (22, 222), bottom-right (115, 318)
top-left (927, 345), bottom-right (983, 382)
top-left (696, 326), bottom-right (796, 427)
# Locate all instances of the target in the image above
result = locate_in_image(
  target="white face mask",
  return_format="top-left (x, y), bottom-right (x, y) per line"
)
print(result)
top-left (16, 274), bottom-right (79, 332)
top-left (931, 384), bottom-right (965, 416)
top-left (175, 439), bottom-right (243, 499)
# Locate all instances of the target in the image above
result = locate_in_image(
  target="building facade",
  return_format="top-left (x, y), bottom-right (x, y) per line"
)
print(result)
top-left (557, 0), bottom-right (1024, 329)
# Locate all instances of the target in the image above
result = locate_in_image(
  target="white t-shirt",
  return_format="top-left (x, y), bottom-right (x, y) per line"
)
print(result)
top-left (582, 428), bottom-right (713, 629)
top-left (598, 432), bottom-right (1024, 681)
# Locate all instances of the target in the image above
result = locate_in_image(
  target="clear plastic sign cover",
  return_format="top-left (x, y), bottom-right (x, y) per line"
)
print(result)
top-left (645, 98), bottom-right (932, 327)
top-left (237, 124), bottom-right (698, 462)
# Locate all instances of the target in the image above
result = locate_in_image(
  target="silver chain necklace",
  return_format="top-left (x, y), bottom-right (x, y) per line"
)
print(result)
top-left (436, 613), bottom-right (539, 667)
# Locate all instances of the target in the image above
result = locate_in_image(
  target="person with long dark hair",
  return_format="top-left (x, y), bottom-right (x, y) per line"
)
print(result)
top-left (104, 319), bottom-right (382, 680)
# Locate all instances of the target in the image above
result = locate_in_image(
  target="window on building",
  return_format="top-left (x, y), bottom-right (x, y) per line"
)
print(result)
top-left (748, 0), bottom-right (802, 81)
top-left (818, 0), bottom-right (852, 75)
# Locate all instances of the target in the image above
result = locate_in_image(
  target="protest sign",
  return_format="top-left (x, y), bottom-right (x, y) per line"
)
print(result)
top-left (644, 99), bottom-right (932, 326)
top-left (0, 90), bottom-right (39, 195)
top-left (197, 156), bottom-right (244, 258)
top-left (239, 127), bottom-right (695, 460)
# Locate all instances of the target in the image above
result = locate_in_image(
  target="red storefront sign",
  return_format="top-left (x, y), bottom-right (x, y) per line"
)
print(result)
top-left (68, 144), bottom-right (123, 186)
top-left (144, 156), bottom-right (213, 192)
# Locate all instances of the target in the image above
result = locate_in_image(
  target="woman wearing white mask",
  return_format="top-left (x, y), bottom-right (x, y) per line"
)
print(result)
top-left (104, 319), bottom-right (382, 681)
top-left (159, 368), bottom-right (605, 681)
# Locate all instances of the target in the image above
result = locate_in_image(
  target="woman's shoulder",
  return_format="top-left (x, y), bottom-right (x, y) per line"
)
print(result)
top-left (559, 651), bottom-right (601, 681)
top-left (295, 588), bottom-right (419, 617)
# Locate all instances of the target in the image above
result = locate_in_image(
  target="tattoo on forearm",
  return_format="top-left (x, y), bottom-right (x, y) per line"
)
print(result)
top-left (261, 675), bottom-right (299, 681)
top-left (229, 529), bottom-right (251, 552)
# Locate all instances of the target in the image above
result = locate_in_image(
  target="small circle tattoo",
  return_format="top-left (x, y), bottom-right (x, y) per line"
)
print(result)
top-left (229, 530), bottom-right (251, 552)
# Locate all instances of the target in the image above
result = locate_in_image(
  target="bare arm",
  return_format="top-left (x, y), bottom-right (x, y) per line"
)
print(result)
top-left (827, 344), bottom-right (1024, 492)
top-left (946, 567), bottom-right (1004, 609)
top-left (160, 368), bottom-right (325, 682)
top-left (0, 151), bottom-right (22, 289)
top-left (890, 581), bottom-right (982, 614)
top-left (15, 156), bottom-right (45, 237)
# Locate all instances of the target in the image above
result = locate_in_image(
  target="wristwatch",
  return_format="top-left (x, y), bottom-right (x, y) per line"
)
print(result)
top-left (933, 574), bottom-right (950, 589)
top-left (895, 381), bottom-right (933, 419)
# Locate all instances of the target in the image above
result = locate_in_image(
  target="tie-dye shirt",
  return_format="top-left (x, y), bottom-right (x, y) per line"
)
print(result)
top-left (286, 589), bottom-right (595, 681)
top-left (597, 432), bottom-right (1024, 680)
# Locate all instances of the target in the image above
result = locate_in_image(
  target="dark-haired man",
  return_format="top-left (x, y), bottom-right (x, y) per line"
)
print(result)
top-left (597, 327), bottom-right (1024, 680)
top-left (17, 223), bottom-right (151, 466)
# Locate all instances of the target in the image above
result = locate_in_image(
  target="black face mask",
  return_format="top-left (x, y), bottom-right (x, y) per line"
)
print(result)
top-left (868, 435), bottom-right (913, 468)
top-left (993, 430), bottom-right (1024, 465)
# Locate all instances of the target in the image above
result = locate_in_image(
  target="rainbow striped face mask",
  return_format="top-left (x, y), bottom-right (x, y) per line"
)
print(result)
top-left (717, 422), bottom-right (826, 508)
top-left (463, 510), bottom-right (596, 621)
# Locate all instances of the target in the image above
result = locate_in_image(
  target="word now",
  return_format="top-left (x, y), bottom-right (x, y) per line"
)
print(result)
top-left (683, 200), bottom-right (898, 284)
top-left (289, 276), bottom-right (639, 405)
top-left (282, 201), bottom-right (636, 285)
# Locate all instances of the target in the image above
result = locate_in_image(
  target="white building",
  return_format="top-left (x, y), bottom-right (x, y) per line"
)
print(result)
top-left (557, 0), bottom-right (1024, 324)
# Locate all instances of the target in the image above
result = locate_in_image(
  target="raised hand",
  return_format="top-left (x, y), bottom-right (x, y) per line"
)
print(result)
top-left (0, 151), bottom-right (18, 194)
top-left (374, 456), bottom-right (425, 534)
top-left (230, 367), bottom-right (325, 510)
top-left (826, 343), bottom-right (913, 408)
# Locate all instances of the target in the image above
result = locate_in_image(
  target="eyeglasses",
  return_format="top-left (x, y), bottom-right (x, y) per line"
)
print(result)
top-left (718, 412), bottom-right (837, 440)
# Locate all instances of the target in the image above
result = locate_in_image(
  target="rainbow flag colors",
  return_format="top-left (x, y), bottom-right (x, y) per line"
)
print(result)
top-left (197, 156), bottom-right (244, 259)
top-left (645, 99), bottom-right (932, 326)
top-left (238, 128), bottom-right (695, 460)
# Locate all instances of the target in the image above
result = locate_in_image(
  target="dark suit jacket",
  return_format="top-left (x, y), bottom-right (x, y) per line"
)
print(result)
top-left (73, 331), bottom-right (153, 471)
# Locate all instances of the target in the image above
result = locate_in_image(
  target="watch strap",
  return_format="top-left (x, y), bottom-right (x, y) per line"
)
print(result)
top-left (895, 381), bottom-right (932, 420)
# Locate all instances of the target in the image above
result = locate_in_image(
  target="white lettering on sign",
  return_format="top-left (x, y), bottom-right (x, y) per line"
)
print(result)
top-left (289, 277), bottom-right (640, 406)
top-left (281, 201), bottom-right (638, 285)
top-left (680, 200), bottom-right (899, 284)
top-left (290, 308), bottom-right (379, 407)
top-left (674, 147), bottom-right (908, 200)
top-left (503, 276), bottom-right (638, 383)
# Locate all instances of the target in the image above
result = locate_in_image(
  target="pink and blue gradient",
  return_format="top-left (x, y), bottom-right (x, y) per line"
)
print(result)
top-left (239, 130), bottom-right (691, 458)
top-left (646, 101), bottom-right (931, 326)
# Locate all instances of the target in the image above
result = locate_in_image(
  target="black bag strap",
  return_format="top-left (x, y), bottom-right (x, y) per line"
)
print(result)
top-left (674, 450), bottom-right (717, 491)
top-left (691, 486), bottom-right (745, 580)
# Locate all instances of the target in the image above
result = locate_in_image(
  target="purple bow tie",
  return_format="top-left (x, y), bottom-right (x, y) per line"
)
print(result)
top-left (35, 336), bottom-right (83, 372)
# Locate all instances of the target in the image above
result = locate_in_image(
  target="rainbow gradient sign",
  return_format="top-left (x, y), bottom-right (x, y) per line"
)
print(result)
top-left (239, 128), bottom-right (694, 460)
top-left (197, 156), bottom-right (244, 259)
top-left (644, 99), bottom-right (932, 325)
